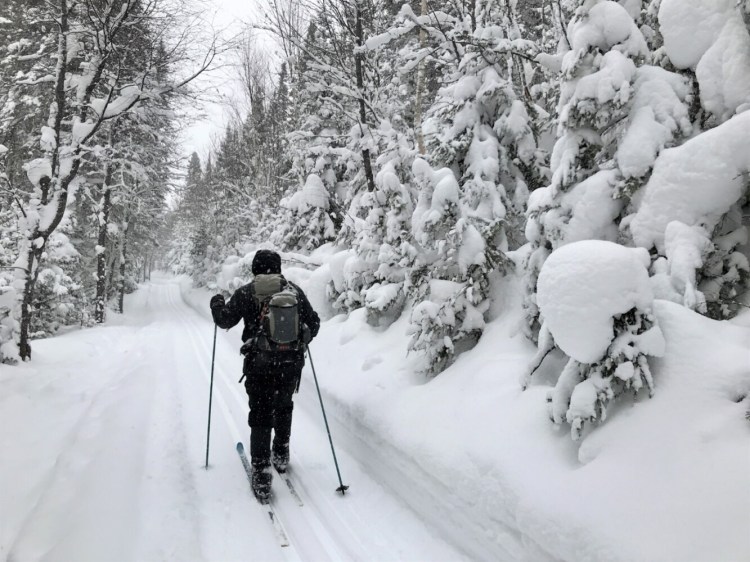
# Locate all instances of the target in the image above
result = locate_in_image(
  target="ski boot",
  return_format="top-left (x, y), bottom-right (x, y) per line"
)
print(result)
top-left (272, 443), bottom-right (290, 473)
top-left (251, 459), bottom-right (272, 504)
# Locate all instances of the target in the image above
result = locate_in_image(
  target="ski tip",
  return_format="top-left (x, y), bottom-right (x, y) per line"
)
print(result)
top-left (236, 442), bottom-right (245, 453)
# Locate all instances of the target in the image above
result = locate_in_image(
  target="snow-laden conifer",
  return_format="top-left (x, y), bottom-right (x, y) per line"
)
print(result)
top-left (329, 121), bottom-right (416, 323)
top-left (629, 111), bottom-right (750, 318)
top-left (532, 240), bottom-right (666, 440)
top-left (523, 0), bottom-right (692, 340)
top-left (277, 174), bottom-right (336, 252)
top-left (399, 2), bottom-right (541, 373)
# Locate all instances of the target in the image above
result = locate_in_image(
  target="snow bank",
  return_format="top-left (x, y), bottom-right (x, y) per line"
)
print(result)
top-left (629, 111), bottom-right (750, 252)
top-left (16, 268), bottom-right (750, 562)
top-left (537, 240), bottom-right (654, 363)
top-left (307, 269), bottom-right (750, 562)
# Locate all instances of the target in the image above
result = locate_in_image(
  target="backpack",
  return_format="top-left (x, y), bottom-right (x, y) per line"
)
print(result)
top-left (252, 274), bottom-right (301, 352)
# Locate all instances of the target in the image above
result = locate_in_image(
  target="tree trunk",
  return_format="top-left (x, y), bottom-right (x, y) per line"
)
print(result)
top-left (94, 165), bottom-right (114, 323)
top-left (118, 234), bottom-right (127, 313)
top-left (415, 0), bottom-right (428, 155)
top-left (18, 246), bottom-right (40, 360)
top-left (118, 215), bottom-right (132, 312)
top-left (741, 1), bottom-right (750, 32)
top-left (355, 3), bottom-right (376, 192)
top-left (106, 247), bottom-right (118, 299)
top-left (17, 0), bottom-right (69, 361)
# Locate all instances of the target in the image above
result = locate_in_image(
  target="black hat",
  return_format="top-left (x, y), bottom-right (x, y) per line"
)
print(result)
top-left (252, 249), bottom-right (282, 275)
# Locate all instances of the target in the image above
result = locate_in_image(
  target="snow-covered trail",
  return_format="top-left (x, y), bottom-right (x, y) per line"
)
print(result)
top-left (1, 278), bottom-right (471, 562)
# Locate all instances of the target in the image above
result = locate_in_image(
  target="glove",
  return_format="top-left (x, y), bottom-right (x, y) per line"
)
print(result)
top-left (210, 294), bottom-right (225, 310)
top-left (240, 337), bottom-right (257, 356)
top-left (301, 324), bottom-right (312, 345)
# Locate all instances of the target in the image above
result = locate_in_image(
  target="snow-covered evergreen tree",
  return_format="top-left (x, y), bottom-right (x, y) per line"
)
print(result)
top-left (387, 1), bottom-right (541, 373)
top-left (625, 0), bottom-right (750, 319)
top-left (356, 124), bottom-right (416, 325)
top-left (276, 174), bottom-right (336, 252)
top-left (523, 0), bottom-right (693, 340)
top-left (407, 158), bottom-right (488, 374)
top-left (282, 16), bottom-right (349, 240)
top-left (629, 112), bottom-right (750, 319)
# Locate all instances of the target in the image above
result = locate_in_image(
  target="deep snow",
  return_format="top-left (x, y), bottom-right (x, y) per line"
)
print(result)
top-left (2, 271), bottom-right (749, 562)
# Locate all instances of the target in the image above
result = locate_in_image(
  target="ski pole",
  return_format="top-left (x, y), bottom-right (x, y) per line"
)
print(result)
top-left (307, 346), bottom-right (349, 495)
top-left (205, 324), bottom-right (218, 469)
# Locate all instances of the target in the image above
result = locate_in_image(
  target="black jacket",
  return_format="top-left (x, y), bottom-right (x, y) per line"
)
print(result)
top-left (211, 277), bottom-right (320, 344)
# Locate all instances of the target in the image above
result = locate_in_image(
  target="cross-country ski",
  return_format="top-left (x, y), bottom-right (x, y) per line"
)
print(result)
top-left (236, 442), bottom-right (290, 547)
top-left (275, 465), bottom-right (305, 508)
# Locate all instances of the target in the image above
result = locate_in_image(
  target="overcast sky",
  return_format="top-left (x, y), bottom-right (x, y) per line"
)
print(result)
top-left (179, 0), bottom-right (274, 162)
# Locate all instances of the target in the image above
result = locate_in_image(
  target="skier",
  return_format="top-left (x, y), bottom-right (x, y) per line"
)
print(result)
top-left (210, 249), bottom-right (320, 502)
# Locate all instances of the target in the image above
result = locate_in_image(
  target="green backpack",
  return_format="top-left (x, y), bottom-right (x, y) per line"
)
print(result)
top-left (253, 274), bottom-right (300, 351)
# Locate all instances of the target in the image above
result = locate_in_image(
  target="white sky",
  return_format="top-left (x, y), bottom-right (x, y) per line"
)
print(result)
top-left (179, 0), bottom-right (277, 163)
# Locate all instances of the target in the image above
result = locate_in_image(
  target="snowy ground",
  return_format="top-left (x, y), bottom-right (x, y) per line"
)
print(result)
top-left (2, 273), bottom-right (749, 561)
top-left (0, 276), bottom-right (468, 562)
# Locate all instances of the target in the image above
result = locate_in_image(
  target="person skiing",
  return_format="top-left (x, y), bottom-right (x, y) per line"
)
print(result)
top-left (210, 249), bottom-right (320, 502)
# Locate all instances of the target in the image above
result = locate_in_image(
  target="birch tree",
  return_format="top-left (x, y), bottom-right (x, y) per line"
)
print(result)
top-left (0, 0), bottom-right (218, 361)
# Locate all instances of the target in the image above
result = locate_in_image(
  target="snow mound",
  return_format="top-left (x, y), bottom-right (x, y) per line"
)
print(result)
top-left (537, 240), bottom-right (655, 363)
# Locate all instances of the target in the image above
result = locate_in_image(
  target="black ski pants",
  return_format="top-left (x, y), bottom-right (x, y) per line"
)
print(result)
top-left (244, 351), bottom-right (302, 463)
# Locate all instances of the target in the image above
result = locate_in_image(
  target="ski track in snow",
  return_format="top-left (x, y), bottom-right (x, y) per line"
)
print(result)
top-left (1, 279), bottom-right (479, 562)
top-left (161, 278), bottom-right (473, 561)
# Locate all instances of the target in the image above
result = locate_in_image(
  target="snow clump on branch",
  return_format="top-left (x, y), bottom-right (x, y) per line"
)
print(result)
top-left (629, 111), bottom-right (750, 317)
top-left (659, 0), bottom-right (750, 122)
